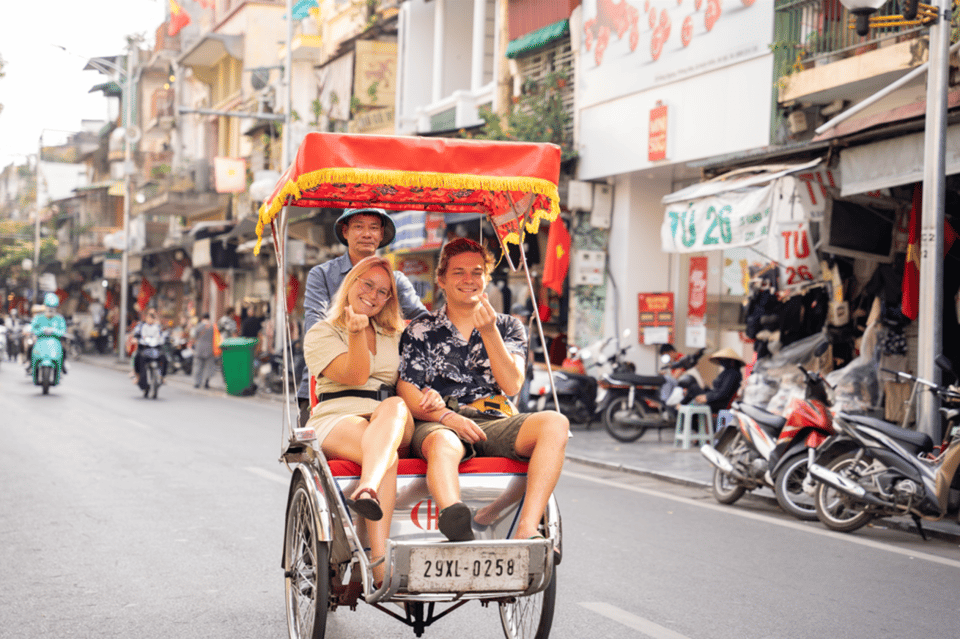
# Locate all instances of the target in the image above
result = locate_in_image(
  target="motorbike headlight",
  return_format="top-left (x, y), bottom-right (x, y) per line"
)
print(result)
top-left (660, 354), bottom-right (671, 365)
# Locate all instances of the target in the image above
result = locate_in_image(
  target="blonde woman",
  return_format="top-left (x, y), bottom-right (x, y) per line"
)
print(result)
top-left (303, 255), bottom-right (442, 583)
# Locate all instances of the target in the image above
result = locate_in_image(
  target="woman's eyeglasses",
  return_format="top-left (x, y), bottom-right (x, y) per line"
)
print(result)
top-left (358, 278), bottom-right (392, 300)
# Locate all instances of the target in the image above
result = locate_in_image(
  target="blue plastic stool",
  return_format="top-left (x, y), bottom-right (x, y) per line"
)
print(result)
top-left (674, 404), bottom-right (714, 449)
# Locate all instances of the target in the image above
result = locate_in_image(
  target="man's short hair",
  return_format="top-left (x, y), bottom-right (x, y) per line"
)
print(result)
top-left (437, 237), bottom-right (495, 282)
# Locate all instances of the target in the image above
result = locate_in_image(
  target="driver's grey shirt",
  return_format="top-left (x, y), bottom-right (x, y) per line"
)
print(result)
top-left (297, 252), bottom-right (429, 399)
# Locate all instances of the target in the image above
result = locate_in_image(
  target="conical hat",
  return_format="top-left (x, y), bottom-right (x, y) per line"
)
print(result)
top-left (709, 347), bottom-right (745, 365)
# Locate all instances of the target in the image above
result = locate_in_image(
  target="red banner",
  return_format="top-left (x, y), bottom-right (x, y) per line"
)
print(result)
top-left (687, 256), bottom-right (707, 323)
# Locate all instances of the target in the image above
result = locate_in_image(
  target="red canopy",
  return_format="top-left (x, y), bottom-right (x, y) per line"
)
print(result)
top-left (256, 132), bottom-right (561, 254)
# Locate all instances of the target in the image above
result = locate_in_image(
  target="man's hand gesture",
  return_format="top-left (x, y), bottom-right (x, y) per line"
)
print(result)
top-left (472, 293), bottom-right (497, 334)
top-left (345, 305), bottom-right (369, 334)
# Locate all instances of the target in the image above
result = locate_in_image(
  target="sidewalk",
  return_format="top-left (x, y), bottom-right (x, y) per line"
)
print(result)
top-left (81, 353), bottom-right (960, 543)
top-left (565, 421), bottom-right (960, 544)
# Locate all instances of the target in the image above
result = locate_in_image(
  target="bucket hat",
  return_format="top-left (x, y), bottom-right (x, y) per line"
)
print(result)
top-left (334, 208), bottom-right (396, 248)
top-left (709, 347), bottom-right (745, 366)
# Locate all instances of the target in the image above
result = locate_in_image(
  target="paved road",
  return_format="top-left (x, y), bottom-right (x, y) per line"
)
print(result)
top-left (3, 357), bottom-right (960, 639)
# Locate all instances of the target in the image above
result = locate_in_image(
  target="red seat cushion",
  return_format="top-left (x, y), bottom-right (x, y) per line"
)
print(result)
top-left (327, 457), bottom-right (528, 477)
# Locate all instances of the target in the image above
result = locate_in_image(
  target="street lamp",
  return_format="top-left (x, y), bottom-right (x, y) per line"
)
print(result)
top-left (835, 0), bottom-right (950, 438)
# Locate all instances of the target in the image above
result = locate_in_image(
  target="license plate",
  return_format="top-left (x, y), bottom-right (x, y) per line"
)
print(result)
top-left (407, 546), bottom-right (528, 592)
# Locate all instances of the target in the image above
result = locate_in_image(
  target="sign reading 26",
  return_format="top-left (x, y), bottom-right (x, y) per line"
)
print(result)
top-left (668, 205), bottom-right (732, 248)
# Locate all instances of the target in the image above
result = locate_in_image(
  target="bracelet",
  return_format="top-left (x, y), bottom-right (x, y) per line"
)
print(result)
top-left (438, 410), bottom-right (455, 425)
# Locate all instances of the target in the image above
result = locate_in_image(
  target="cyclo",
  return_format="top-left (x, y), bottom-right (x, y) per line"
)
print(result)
top-left (256, 133), bottom-right (564, 639)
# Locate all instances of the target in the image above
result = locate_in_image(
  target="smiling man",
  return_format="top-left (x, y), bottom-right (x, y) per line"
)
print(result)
top-left (397, 238), bottom-right (569, 544)
top-left (298, 208), bottom-right (428, 425)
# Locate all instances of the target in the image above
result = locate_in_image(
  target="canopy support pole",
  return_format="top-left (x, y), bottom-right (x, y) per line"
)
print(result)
top-left (507, 199), bottom-right (561, 412)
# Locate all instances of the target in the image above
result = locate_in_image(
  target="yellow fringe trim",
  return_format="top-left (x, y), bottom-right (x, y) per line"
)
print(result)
top-left (254, 167), bottom-right (560, 254)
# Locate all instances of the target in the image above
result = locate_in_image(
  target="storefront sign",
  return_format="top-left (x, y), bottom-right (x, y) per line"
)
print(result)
top-left (648, 103), bottom-right (668, 162)
top-left (396, 255), bottom-right (435, 310)
top-left (390, 211), bottom-right (444, 251)
top-left (638, 292), bottom-right (674, 345)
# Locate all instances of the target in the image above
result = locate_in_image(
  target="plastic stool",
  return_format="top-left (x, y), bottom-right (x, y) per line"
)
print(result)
top-left (674, 404), bottom-right (714, 449)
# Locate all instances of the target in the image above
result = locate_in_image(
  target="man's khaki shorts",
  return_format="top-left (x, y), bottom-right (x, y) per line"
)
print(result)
top-left (411, 406), bottom-right (530, 462)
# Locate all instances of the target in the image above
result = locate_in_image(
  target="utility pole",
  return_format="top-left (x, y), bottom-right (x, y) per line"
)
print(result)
top-left (118, 35), bottom-right (139, 360)
top-left (917, 0), bottom-right (951, 440)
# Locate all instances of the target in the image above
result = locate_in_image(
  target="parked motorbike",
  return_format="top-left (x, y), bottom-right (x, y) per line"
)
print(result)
top-left (809, 356), bottom-right (960, 537)
top-left (524, 333), bottom-right (635, 426)
top-left (66, 319), bottom-right (85, 361)
top-left (601, 347), bottom-right (705, 443)
top-left (30, 323), bottom-right (65, 395)
top-left (166, 334), bottom-right (193, 375)
top-left (701, 342), bottom-right (834, 520)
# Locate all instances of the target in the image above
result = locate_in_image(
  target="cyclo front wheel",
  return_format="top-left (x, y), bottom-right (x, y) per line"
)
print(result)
top-left (284, 475), bottom-right (330, 639)
top-left (499, 566), bottom-right (556, 639)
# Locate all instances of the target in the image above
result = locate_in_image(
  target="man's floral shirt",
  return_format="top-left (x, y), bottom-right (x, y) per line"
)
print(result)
top-left (399, 304), bottom-right (527, 411)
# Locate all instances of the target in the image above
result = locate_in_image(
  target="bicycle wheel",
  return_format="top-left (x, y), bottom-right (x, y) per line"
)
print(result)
top-left (499, 566), bottom-right (556, 639)
top-left (603, 397), bottom-right (647, 443)
top-left (285, 476), bottom-right (330, 639)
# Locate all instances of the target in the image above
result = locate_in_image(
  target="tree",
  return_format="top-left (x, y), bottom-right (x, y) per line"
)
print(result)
top-left (473, 70), bottom-right (576, 162)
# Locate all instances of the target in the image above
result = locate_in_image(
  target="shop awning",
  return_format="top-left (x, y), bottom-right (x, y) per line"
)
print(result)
top-left (660, 158), bottom-right (831, 288)
top-left (839, 123), bottom-right (960, 197)
top-left (178, 33), bottom-right (244, 68)
top-left (506, 19), bottom-right (569, 59)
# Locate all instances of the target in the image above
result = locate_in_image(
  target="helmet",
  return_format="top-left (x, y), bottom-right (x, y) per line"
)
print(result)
top-left (43, 292), bottom-right (60, 308)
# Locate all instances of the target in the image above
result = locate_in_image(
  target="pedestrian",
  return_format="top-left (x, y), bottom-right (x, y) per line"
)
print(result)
top-left (396, 238), bottom-right (569, 543)
top-left (217, 306), bottom-right (238, 338)
top-left (297, 208), bottom-right (429, 426)
top-left (190, 313), bottom-right (217, 389)
top-left (302, 255), bottom-right (444, 585)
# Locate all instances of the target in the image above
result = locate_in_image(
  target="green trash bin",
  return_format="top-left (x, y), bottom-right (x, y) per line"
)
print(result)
top-left (220, 337), bottom-right (258, 396)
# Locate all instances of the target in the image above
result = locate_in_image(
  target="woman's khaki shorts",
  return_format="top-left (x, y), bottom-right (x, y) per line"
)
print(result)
top-left (411, 406), bottom-right (530, 462)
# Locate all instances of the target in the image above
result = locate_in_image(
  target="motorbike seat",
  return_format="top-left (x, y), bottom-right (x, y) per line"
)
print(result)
top-left (607, 372), bottom-right (665, 387)
top-left (838, 412), bottom-right (934, 454)
top-left (736, 403), bottom-right (787, 434)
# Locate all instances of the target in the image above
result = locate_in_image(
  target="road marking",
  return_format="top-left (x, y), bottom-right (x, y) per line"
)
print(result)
top-left (245, 466), bottom-right (289, 485)
top-left (563, 469), bottom-right (960, 569)
top-left (579, 602), bottom-right (691, 639)
top-left (125, 418), bottom-right (150, 430)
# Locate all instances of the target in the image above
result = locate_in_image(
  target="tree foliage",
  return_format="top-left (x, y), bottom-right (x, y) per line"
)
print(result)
top-left (0, 220), bottom-right (56, 281)
top-left (473, 70), bottom-right (576, 162)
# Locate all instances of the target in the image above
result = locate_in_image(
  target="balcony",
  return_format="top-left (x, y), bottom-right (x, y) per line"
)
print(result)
top-left (772, 0), bottom-right (953, 141)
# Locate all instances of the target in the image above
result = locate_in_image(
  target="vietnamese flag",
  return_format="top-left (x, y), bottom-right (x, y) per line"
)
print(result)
top-left (286, 273), bottom-right (301, 313)
top-left (542, 217), bottom-right (571, 295)
top-left (136, 277), bottom-right (156, 313)
top-left (901, 183), bottom-right (958, 320)
top-left (168, 0), bottom-right (191, 37)
top-left (210, 272), bottom-right (229, 291)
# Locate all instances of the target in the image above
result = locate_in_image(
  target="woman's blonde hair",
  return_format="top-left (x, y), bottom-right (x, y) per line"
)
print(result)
top-left (325, 255), bottom-right (403, 335)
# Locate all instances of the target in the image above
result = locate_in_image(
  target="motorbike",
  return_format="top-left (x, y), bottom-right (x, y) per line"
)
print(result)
top-left (809, 355), bottom-right (960, 537)
top-left (258, 342), bottom-right (300, 395)
top-left (601, 347), bottom-right (706, 443)
top-left (166, 333), bottom-right (193, 375)
top-left (135, 331), bottom-right (168, 399)
top-left (524, 332), bottom-right (636, 426)
top-left (701, 340), bottom-right (834, 520)
top-left (66, 319), bottom-right (85, 360)
top-left (90, 317), bottom-right (113, 354)
top-left (30, 324), bottom-right (65, 395)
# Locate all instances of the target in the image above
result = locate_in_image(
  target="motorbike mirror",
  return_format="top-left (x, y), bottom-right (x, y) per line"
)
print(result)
top-left (580, 349), bottom-right (591, 360)
top-left (935, 354), bottom-right (954, 375)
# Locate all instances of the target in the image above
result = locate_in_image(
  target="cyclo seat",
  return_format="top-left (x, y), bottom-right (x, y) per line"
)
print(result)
top-left (735, 402), bottom-right (787, 435)
top-left (838, 412), bottom-right (934, 455)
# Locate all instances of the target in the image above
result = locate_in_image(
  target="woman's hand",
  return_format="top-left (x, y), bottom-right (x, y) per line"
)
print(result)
top-left (419, 388), bottom-right (445, 412)
top-left (345, 305), bottom-right (369, 334)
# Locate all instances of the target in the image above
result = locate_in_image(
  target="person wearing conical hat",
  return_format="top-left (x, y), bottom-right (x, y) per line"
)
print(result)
top-left (693, 347), bottom-right (746, 413)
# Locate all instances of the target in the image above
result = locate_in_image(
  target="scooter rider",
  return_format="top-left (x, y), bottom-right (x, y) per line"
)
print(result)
top-left (29, 293), bottom-right (67, 373)
top-left (132, 309), bottom-right (169, 386)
